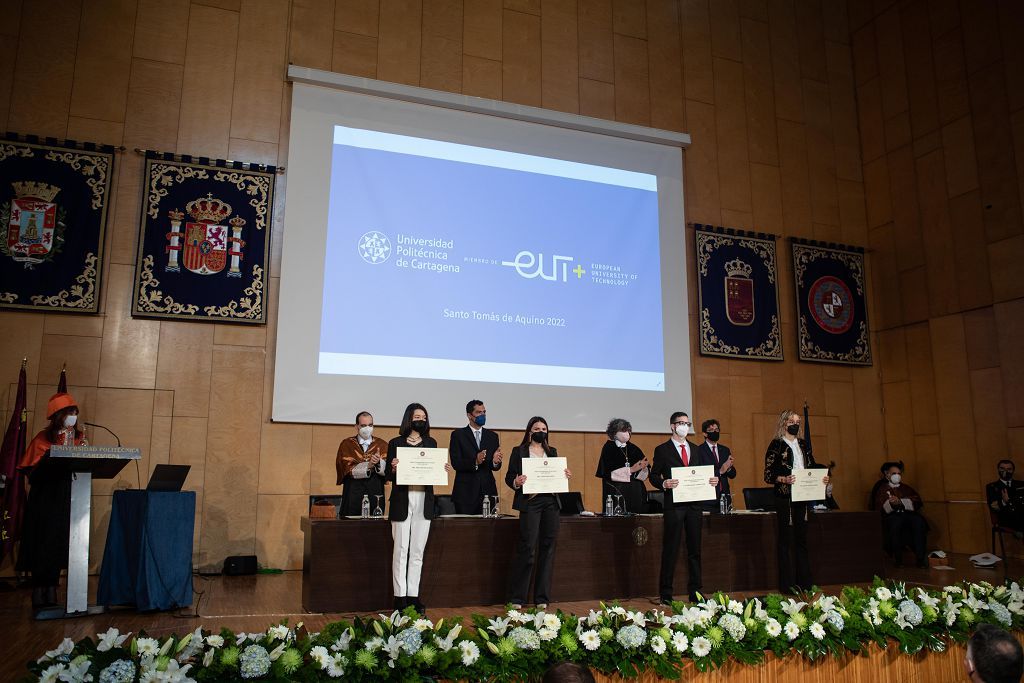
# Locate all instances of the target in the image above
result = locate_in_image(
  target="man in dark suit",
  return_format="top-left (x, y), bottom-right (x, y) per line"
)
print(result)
top-left (696, 418), bottom-right (735, 512)
top-left (987, 460), bottom-right (1024, 534)
top-left (649, 411), bottom-right (718, 604)
top-left (449, 399), bottom-right (503, 514)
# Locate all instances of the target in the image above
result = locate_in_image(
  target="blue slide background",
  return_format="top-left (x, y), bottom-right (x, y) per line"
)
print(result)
top-left (320, 142), bottom-right (665, 375)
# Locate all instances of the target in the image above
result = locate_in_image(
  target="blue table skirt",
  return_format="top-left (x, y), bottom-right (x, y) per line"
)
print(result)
top-left (98, 490), bottom-right (195, 611)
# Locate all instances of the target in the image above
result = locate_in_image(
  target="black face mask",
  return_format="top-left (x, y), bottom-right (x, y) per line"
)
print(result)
top-left (706, 432), bottom-right (721, 442)
top-left (1001, 471), bottom-right (1014, 482)
top-left (531, 431), bottom-right (547, 443)
top-left (786, 424), bottom-right (800, 436)
top-left (410, 420), bottom-right (427, 433)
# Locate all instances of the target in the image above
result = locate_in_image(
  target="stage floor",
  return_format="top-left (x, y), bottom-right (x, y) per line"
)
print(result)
top-left (0, 554), bottom-right (1010, 681)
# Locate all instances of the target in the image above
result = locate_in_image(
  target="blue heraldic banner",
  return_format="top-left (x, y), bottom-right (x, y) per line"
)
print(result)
top-left (132, 153), bottom-right (275, 324)
top-left (791, 238), bottom-right (872, 366)
top-left (0, 134), bottom-right (114, 313)
top-left (694, 224), bottom-right (782, 360)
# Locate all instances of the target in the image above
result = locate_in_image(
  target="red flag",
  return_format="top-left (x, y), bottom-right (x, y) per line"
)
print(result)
top-left (57, 364), bottom-right (67, 393)
top-left (0, 360), bottom-right (28, 564)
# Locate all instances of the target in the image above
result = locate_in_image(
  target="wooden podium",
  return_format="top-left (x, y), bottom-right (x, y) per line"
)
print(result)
top-left (33, 445), bottom-right (141, 620)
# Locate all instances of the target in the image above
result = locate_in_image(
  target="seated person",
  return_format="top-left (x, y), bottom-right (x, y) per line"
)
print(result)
top-left (872, 461), bottom-right (927, 567)
top-left (986, 460), bottom-right (1024, 534)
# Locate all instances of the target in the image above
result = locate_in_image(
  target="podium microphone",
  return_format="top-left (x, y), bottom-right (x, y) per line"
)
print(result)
top-left (84, 422), bottom-right (139, 489)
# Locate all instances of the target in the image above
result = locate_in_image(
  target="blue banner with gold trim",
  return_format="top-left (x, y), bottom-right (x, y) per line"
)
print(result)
top-left (695, 224), bottom-right (782, 360)
top-left (0, 134), bottom-right (114, 313)
top-left (791, 238), bottom-right (872, 365)
top-left (132, 152), bottom-right (275, 324)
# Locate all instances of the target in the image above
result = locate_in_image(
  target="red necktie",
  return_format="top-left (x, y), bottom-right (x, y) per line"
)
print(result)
top-left (712, 444), bottom-right (719, 463)
top-left (681, 443), bottom-right (689, 467)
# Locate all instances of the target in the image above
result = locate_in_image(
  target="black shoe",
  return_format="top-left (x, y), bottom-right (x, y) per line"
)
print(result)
top-left (31, 587), bottom-right (45, 609)
top-left (45, 586), bottom-right (57, 607)
top-left (393, 596), bottom-right (407, 611)
top-left (411, 598), bottom-right (426, 616)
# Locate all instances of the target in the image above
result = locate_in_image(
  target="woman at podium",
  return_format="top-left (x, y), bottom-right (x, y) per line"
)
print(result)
top-left (17, 392), bottom-right (87, 612)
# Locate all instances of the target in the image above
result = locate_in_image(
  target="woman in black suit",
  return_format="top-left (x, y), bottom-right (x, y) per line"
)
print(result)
top-left (595, 417), bottom-right (649, 514)
top-left (762, 409), bottom-right (829, 594)
top-left (386, 402), bottom-right (450, 615)
top-left (505, 416), bottom-right (572, 609)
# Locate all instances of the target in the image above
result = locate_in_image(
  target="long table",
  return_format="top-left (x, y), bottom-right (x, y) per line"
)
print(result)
top-left (301, 511), bottom-right (882, 613)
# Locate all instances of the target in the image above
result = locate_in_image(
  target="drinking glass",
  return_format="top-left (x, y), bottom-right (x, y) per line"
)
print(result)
top-left (373, 495), bottom-right (384, 518)
top-left (614, 495), bottom-right (624, 516)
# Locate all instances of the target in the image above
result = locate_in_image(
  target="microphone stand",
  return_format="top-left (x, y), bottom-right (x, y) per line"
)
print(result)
top-left (85, 422), bottom-right (140, 489)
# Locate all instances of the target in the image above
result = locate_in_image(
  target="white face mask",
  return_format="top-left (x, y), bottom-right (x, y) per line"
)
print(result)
top-left (889, 473), bottom-right (901, 485)
top-left (674, 424), bottom-right (690, 438)
top-left (358, 425), bottom-right (373, 440)
top-left (614, 431), bottom-right (630, 445)
top-left (63, 414), bottom-right (77, 428)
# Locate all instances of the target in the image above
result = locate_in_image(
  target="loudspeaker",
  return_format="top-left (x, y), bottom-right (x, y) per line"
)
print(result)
top-left (223, 555), bottom-right (258, 575)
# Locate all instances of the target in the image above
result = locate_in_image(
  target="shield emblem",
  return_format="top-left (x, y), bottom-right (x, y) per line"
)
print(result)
top-left (725, 273), bottom-right (755, 326)
top-left (808, 275), bottom-right (854, 334)
top-left (182, 222), bottom-right (228, 275)
top-left (7, 197), bottom-right (56, 262)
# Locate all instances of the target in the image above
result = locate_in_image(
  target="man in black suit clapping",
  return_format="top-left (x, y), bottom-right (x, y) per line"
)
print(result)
top-left (696, 418), bottom-right (735, 512)
top-left (449, 400), bottom-right (503, 515)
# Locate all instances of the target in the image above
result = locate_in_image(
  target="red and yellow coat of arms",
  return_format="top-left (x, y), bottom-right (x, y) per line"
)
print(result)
top-left (3, 181), bottom-right (65, 266)
top-left (163, 194), bottom-right (246, 278)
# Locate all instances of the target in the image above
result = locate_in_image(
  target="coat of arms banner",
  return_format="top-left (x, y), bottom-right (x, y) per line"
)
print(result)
top-left (694, 224), bottom-right (782, 360)
top-left (0, 134), bottom-right (115, 313)
top-left (791, 238), bottom-right (872, 365)
top-left (132, 152), bottom-right (276, 324)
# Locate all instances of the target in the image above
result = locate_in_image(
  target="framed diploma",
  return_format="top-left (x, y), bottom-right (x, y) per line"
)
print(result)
top-left (395, 447), bottom-right (449, 486)
top-left (521, 456), bottom-right (569, 494)
top-left (670, 465), bottom-right (716, 503)
top-left (790, 468), bottom-right (826, 502)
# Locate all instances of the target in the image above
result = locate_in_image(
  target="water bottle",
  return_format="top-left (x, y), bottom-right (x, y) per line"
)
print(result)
top-left (605, 495), bottom-right (614, 516)
top-left (361, 494), bottom-right (370, 519)
top-left (719, 494), bottom-right (727, 515)
top-left (482, 495), bottom-right (491, 518)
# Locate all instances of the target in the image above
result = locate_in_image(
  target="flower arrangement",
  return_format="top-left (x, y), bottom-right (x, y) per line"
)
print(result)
top-left (25, 578), bottom-right (1024, 682)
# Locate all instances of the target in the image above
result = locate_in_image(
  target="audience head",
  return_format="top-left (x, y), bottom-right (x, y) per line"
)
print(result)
top-left (965, 624), bottom-right (1023, 683)
top-left (542, 661), bottom-right (596, 683)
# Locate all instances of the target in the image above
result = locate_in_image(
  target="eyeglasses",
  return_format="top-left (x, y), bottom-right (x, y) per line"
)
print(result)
top-left (672, 420), bottom-right (691, 427)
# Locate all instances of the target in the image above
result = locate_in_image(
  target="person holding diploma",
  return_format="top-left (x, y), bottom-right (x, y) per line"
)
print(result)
top-left (17, 393), bottom-right (88, 612)
top-left (650, 411), bottom-right (718, 604)
top-left (386, 402), bottom-right (451, 615)
top-left (595, 418), bottom-right (648, 514)
top-left (449, 399), bottom-right (503, 514)
top-left (696, 418), bottom-right (735, 512)
top-left (762, 409), bottom-right (829, 594)
top-left (506, 416), bottom-right (571, 609)
top-left (336, 411), bottom-right (389, 517)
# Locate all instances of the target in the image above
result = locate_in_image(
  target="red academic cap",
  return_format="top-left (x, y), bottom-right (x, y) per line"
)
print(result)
top-left (47, 392), bottom-right (77, 419)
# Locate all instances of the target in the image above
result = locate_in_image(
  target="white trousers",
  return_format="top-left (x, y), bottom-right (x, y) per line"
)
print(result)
top-left (391, 489), bottom-right (431, 597)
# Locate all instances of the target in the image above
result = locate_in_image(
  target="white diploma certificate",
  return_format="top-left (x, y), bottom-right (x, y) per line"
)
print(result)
top-left (790, 468), bottom-right (827, 502)
top-left (521, 456), bottom-right (569, 494)
top-left (395, 447), bottom-right (449, 486)
top-left (670, 465), bottom-right (716, 503)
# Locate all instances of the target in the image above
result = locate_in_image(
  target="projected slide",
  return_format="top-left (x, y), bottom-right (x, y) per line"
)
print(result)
top-left (318, 126), bottom-right (665, 391)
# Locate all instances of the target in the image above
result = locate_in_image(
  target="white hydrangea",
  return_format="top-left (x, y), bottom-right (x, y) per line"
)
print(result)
top-left (718, 613), bottom-right (746, 641)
